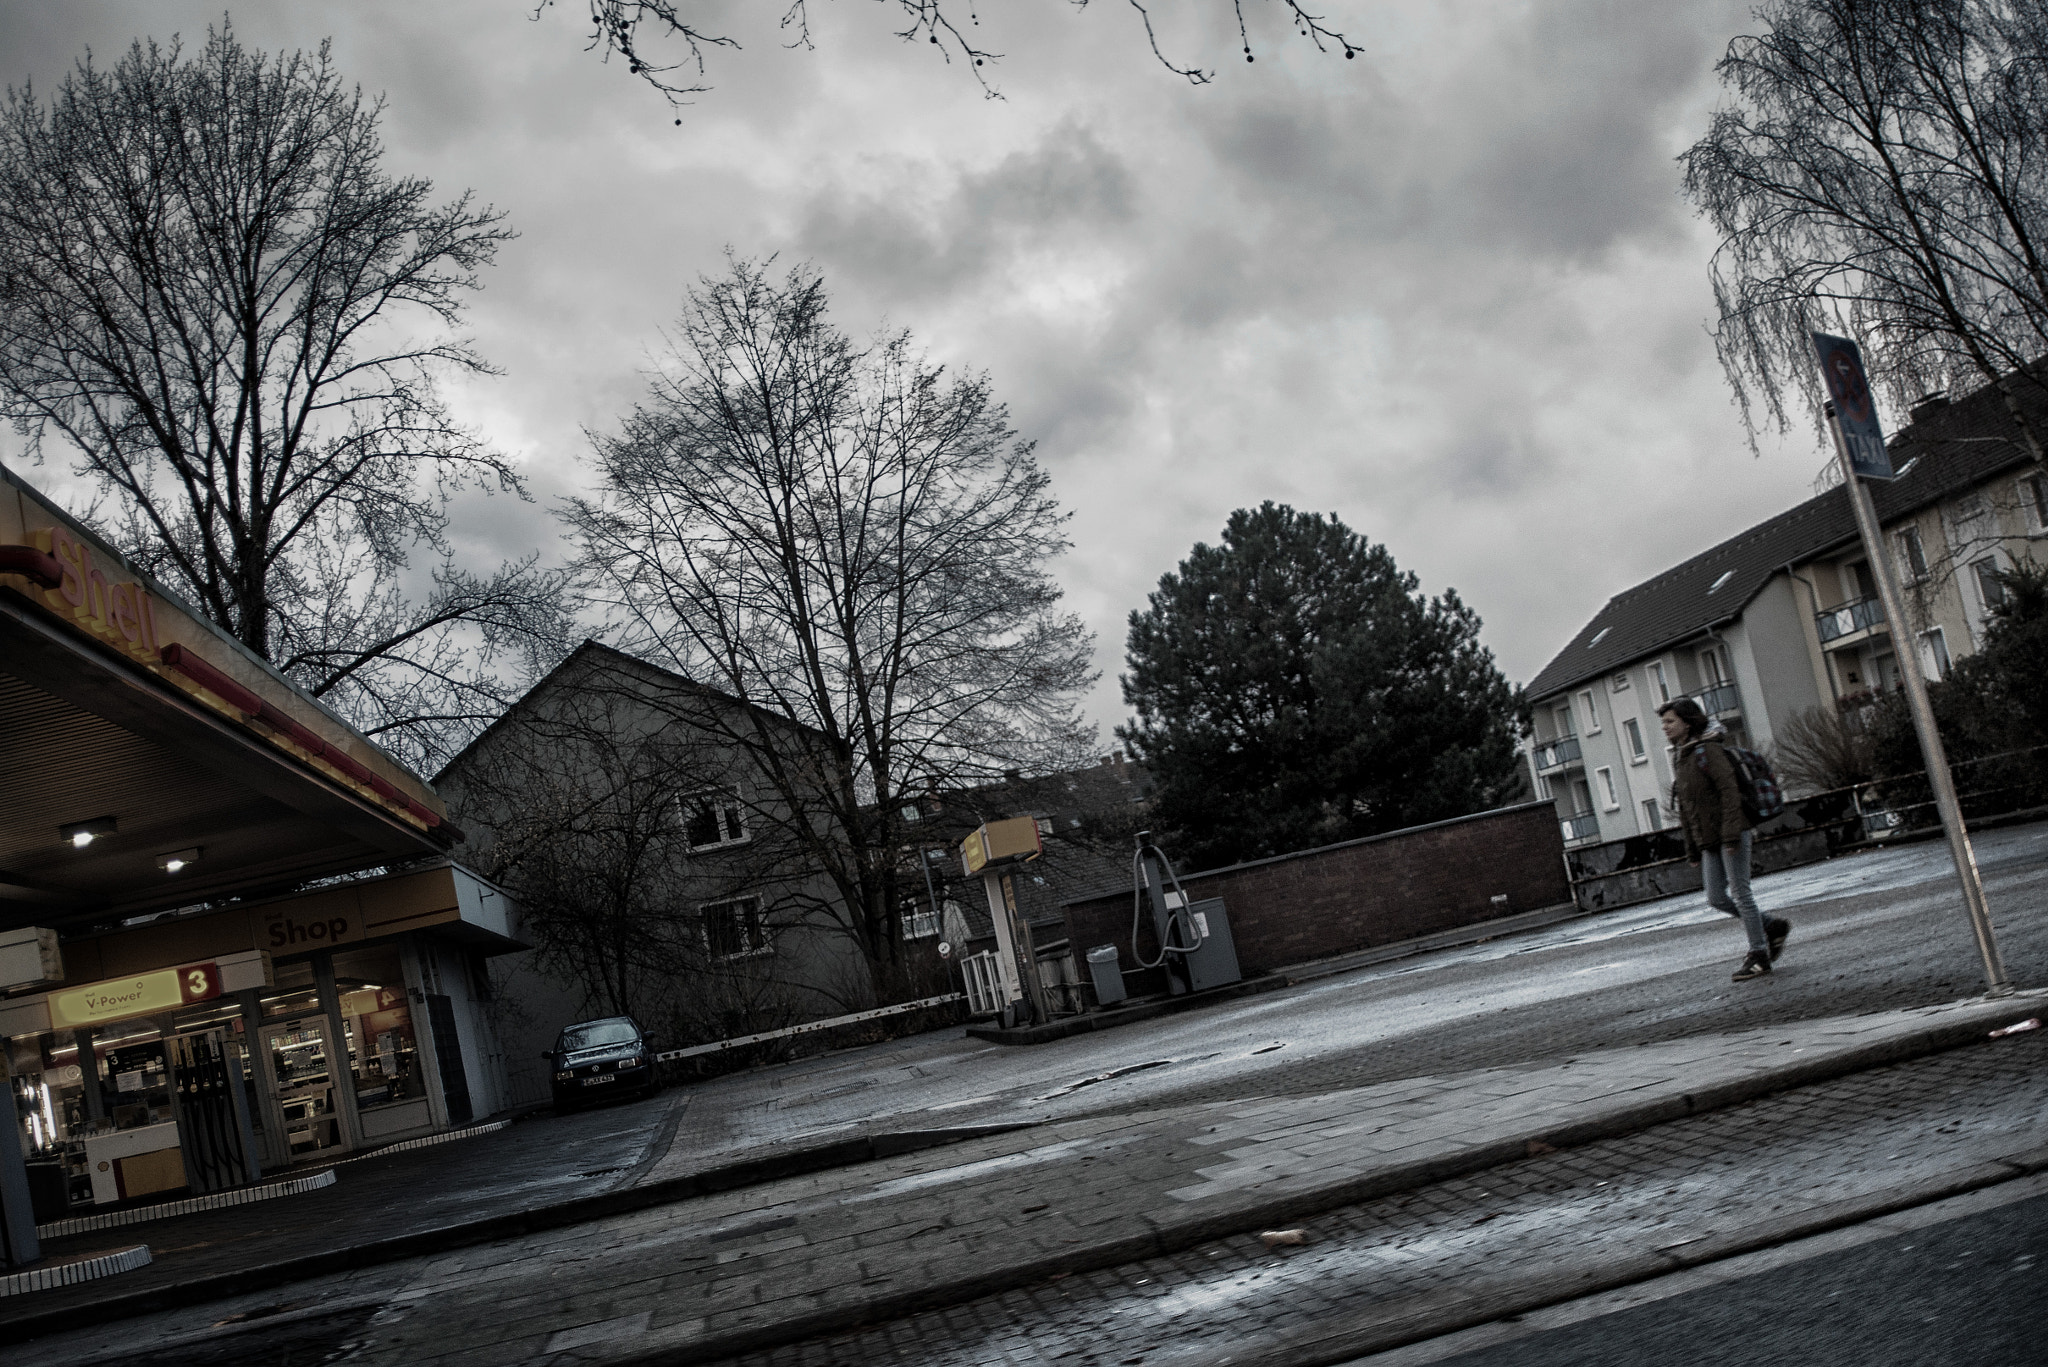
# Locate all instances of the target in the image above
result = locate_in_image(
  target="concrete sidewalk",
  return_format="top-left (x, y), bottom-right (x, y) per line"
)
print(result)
top-left (12, 987), bottom-right (2037, 1362)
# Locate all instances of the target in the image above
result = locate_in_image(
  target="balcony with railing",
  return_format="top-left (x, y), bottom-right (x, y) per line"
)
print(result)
top-left (1532, 735), bottom-right (1583, 773)
top-left (1815, 595), bottom-right (1886, 645)
top-left (1693, 680), bottom-right (1742, 718)
top-left (1560, 810), bottom-right (1601, 844)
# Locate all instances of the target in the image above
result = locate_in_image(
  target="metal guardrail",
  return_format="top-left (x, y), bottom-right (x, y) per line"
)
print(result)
top-left (1533, 735), bottom-right (1583, 771)
top-left (1816, 594), bottom-right (1885, 643)
top-left (1560, 811), bottom-right (1600, 843)
top-left (653, 992), bottom-right (967, 1061)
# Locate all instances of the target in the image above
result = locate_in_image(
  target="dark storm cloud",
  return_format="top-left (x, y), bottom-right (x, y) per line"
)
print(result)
top-left (0, 0), bottom-right (1826, 735)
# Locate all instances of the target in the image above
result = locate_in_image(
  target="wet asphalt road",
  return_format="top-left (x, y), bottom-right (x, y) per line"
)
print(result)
top-left (672, 825), bottom-right (2048, 1160)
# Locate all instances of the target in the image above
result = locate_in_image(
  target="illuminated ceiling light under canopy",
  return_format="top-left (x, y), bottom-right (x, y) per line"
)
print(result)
top-left (156, 847), bottom-right (202, 874)
top-left (59, 816), bottom-right (118, 848)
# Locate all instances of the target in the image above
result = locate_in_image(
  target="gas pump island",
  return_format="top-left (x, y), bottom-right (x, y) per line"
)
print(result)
top-left (958, 819), bottom-right (1240, 1028)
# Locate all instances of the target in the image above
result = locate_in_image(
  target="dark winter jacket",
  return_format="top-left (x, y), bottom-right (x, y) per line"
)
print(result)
top-left (1671, 734), bottom-right (1750, 858)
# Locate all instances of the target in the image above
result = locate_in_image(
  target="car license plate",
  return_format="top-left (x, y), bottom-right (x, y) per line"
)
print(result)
top-left (581, 1075), bottom-right (616, 1087)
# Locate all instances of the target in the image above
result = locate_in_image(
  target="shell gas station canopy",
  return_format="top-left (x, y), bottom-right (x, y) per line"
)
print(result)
top-left (0, 463), bottom-right (458, 945)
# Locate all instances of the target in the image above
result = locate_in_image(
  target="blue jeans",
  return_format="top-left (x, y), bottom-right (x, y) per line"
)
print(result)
top-left (1701, 830), bottom-right (1770, 954)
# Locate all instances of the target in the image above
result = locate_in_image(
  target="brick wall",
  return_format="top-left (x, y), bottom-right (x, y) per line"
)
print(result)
top-left (1061, 802), bottom-right (1571, 978)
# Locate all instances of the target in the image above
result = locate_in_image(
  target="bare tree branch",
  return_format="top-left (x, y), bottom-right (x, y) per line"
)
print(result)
top-left (0, 23), bottom-right (574, 772)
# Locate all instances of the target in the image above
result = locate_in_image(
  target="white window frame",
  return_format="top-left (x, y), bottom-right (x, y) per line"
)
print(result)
top-left (1896, 525), bottom-right (1928, 581)
top-left (701, 896), bottom-right (771, 959)
top-left (1595, 766), bottom-right (1619, 812)
top-left (1697, 646), bottom-right (1726, 685)
top-left (1970, 555), bottom-right (2008, 613)
top-left (1553, 704), bottom-right (1574, 740)
top-left (904, 903), bottom-right (941, 940)
top-left (1622, 717), bottom-right (1647, 764)
top-left (1610, 670), bottom-right (1631, 694)
top-left (1918, 627), bottom-right (1951, 682)
top-left (683, 789), bottom-right (750, 852)
top-left (1641, 797), bottom-right (1662, 832)
top-left (1578, 689), bottom-right (1601, 734)
top-left (2022, 474), bottom-right (2048, 534)
top-left (1647, 660), bottom-right (1671, 703)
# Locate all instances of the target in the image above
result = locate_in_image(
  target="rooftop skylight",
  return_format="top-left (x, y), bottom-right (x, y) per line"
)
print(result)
top-left (1589, 627), bottom-right (1610, 647)
top-left (1708, 570), bottom-right (1734, 593)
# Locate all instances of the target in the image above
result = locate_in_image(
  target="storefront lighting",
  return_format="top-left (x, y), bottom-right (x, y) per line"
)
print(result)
top-left (60, 815), bottom-right (118, 848)
top-left (156, 847), bottom-right (202, 873)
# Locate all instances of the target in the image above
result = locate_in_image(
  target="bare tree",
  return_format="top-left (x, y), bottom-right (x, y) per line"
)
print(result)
top-left (564, 258), bottom-right (1096, 995)
top-left (0, 26), bottom-right (571, 772)
top-left (1682, 0), bottom-right (2048, 475)
top-left (546, 0), bottom-right (1363, 107)
top-left (1774, 702), bottom-right (1878, 792)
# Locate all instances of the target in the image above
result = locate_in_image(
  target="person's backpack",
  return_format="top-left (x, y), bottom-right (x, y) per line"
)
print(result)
top-left (1698, 742), bottom-right (1786, 823)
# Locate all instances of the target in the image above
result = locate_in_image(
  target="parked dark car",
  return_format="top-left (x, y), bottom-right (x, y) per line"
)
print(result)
top-left (545, 1016), bottom-right (659, 1113)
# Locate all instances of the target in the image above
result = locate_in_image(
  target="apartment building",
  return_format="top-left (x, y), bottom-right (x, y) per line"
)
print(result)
top-left (1526, 376), bottom-right (2048, 848)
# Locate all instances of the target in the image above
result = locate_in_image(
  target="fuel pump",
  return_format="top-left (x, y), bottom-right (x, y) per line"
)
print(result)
top-left (960, 816), bottom-right (1054, 1029)
top-left (1130, 833), bottom-right (1242, 995)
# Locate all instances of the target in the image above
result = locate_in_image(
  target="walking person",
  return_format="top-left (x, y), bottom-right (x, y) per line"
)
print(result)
top-left (1659, 698), bottom-right (1791, 982)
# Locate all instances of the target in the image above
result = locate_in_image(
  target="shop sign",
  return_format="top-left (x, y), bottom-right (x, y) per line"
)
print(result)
top-left (260, 905), bottom-right (363, 951)
top-left (49, 960), bottom-right (223, 1030)
top-left (29, 524), bottom-right (165, 663)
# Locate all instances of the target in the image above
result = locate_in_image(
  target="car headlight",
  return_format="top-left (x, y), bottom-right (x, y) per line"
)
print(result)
top-left (619, 1055), bottom-right (644, 1069)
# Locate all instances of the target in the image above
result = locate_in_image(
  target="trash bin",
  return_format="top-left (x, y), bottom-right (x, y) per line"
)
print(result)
top-left (1086, 944), bottom-right (1126, 1007)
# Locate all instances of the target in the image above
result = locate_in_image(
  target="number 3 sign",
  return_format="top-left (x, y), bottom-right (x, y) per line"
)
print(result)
top-left (178, 961), bottom-right (223, 1004)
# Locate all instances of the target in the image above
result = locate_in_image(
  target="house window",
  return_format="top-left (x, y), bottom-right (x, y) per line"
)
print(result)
top-left (904, 904), bottom-right (941, 940)
top-left (1918, 628), bottom-right (1951, 682)
top-left (1611, 671), bottom-right (1631, 693)
top-left (683, 791), bottom-right (748, 851)
top-left (1596, 767), bottom-right (1619, 811)
top-left (1897, 526), bottom-right (1928, 581)
top-left (1698, 646), bottom-right (1726, 685)
top-left (701, 897), bottom-right (769, 958)
top-left (1641, 798), bottom-right (1662, 832)
top-left (1623, 717), bottom-right (1647, 763)
top-left (1553, 704), bottom-right (1574, 739)
top-left (2023, 474), bottom-right (2048, 532)
top-left (1648, 660), bottom-right (1671, 703)
top-left (1952, 491), bottom-right (1990, 541)
top-left (1972, 557), bottom-right (2008, 610)
top-left (900, 802), bottom-right (922, 823)
top-left (1578, 689), bottom-right (1601, 734)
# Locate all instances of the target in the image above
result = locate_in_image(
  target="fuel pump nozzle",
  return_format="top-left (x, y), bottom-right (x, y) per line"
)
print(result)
top-left (1131, 832), bottom-right (1203, 991)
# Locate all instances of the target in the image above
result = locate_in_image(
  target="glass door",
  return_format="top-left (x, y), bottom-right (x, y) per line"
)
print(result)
top-left (263, 1018), bottom-right (344, 1159)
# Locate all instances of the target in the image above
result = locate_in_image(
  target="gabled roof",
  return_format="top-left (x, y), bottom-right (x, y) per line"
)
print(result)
top-left (433, 639), bottom-right (833, 782)
top-left (1527, 374), bottom-right (2044, 701)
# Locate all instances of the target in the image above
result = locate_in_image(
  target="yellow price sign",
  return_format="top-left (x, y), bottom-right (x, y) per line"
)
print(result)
top-left (49, 960), bottom-right (222, 1030)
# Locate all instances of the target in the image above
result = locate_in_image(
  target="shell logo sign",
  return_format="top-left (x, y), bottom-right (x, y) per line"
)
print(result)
top-left (30, 523), bottom-right (164, 664)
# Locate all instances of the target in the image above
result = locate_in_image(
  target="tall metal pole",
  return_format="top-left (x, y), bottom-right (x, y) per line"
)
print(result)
top-left (1826, 405), bottom-right (2012, 998)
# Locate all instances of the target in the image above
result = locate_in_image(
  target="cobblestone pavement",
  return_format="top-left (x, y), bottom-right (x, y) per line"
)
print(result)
top-left (11, 1005), bottom-right (2043, 1367)
top-left (704, 1028), bottom-right (2048, 1367)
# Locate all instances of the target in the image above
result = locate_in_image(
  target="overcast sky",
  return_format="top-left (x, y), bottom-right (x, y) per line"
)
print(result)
top-left (0, 1), bottom-right (1833, 743)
